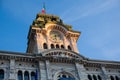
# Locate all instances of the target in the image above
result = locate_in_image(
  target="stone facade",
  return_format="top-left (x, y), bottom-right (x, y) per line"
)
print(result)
top-left (0, 13), bottom-right (120, 80)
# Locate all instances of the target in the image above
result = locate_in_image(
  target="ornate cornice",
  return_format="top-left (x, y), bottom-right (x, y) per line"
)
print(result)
top-left (41, 49), bottom-right (86, 59)
top-left (0, 50), bottom-right (120, 68)
top-left (84, 59), bottom-right (120, 68)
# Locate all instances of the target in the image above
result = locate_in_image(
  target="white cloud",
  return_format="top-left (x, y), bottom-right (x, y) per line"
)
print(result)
top-left (80, 0), bottom-right (118, 16)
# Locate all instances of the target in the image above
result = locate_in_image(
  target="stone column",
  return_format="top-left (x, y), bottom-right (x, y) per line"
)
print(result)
top-left (29, 71), bottom-right (31, 80)
top-left (75, 63), bottom-right (88, 80)
top-left (9, 59), bottom-right (16, 80)
top-left (22, 71), bottom-right (24, 80)
top-left (101, 66), bottom-right (109, 80)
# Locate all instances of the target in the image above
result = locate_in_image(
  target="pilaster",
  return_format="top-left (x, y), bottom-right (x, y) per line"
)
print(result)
top-left (70, 37), bottom-right (79, 53)
top-left (35, 33), bottom-right (41, 53)
top-left (46, 33), bottom-right (50, 50)
top-left (75, 63), bottom-right (87, 80)
top-left (9, 59), bottom-right (16, 80)
top-left (45, 60), bottom-right (52, 80)
top-left (101, 66), bottom-right (109, 80)
top-left (63, 36), bottom-right (67, 49)
top-left (39, 61), bottom-right (47, 80)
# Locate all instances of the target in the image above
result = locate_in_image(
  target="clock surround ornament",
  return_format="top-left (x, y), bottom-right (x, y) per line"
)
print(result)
top-left (49, 31), bottom-right (62, 43)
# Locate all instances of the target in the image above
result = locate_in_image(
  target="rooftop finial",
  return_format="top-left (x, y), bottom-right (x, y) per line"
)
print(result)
top-left (41, 2), bottom-right (46, 14)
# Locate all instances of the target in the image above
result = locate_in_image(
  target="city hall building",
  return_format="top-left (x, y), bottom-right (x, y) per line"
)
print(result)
top-left (0, 11), bottom-right (120, 80)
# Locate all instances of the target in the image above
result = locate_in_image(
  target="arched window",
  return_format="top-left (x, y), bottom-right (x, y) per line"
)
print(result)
top-left (93, 75), bottom-right (97, 80)
top-left (18, 70), bottom-right (23, 80)
top-left (88, 75), bottom-right (92, 80)
top-left (61, 45), bottom-right (64, 49)
top-left (98, 75), bottom-right (102, 80)
top-left (0, 69), bottom-right (4, 80)
top-left (51, 44), bottom-right (54, 49)
top-left (31, 72), bottom-right (35, 80)
top-left (57, 72), bottom-right (75, 80)
top-left (62, 75), bottom-right (66, 78)
top-left (110, 76), bottom-right (114, 80)
top-left (24, 71), bottom-right (29, 80)
top-left (68, 45), bottom-right (72, 50)
top-left (56, 44), bottom-right (59, 48)
top-left (115, 76), bottom-right (119, 80)
top-left (43, 43), bottom-right (48, 49)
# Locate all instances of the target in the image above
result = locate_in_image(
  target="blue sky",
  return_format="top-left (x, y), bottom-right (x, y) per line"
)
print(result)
top-left (0, 0), bottom-right (120, 61)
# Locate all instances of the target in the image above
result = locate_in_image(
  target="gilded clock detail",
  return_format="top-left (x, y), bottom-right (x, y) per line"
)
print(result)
top-left (50, 31), bottom-right (62, 43)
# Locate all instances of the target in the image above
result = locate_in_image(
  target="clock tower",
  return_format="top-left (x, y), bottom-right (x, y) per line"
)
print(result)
top-left (26, 13), bottom-right (81, 54)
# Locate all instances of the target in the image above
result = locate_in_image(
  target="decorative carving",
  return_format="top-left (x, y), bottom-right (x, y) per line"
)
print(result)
top-left (49, 31), bottom-right (62, 43)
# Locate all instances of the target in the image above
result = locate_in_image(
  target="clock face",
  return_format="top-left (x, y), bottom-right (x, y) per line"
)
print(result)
top-left (50, 31), bottom-right (62, 42)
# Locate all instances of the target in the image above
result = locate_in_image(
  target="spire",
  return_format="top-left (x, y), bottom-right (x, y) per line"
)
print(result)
top-left (41, 2), bottom-right (46, 14)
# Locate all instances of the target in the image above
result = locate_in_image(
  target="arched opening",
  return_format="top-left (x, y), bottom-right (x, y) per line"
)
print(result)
top-left (110, 76), bottom-right (114, 80)
top-left (31, 72), bottom-right (35, 80)
top-left (98, 75), bottom-right (102, 80)
top-left (51, 44), bottom-right (55, 49)
top-left (24, 71), bottom-right (29, 80)
top-left (43, 43), bottom-right (48, 49)
top-left (0, 69), bottom-right (4, 80)
top-left (115, 76), bottom-right (119, 80)
top-left (57, 72), bottom-right (75, 80)
top-left (61, 45), bottom-right (64, 49)
top-left (68, 45), bottom-right (72, 50)
top-left (56, 44), bottom-right (59, 48)
top-left (88, 75), bottom-right (92, 80)
top-left (62, 75), bottom-right (67, 78)
top-left (93, 75), bottom-right (97, 80)
top-left (18, 70), bottom-right (23, 80)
